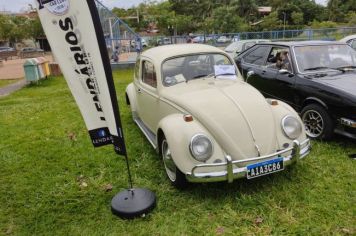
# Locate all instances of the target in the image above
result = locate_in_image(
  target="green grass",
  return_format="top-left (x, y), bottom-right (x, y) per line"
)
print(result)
top-left (0, 79), bottom-right (20, 89)
top-left (0, 69), bottom-right (355, 235)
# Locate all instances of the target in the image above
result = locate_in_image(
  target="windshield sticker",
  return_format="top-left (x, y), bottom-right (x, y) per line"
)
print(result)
top-left (214, 65), bottom-right (236, 78)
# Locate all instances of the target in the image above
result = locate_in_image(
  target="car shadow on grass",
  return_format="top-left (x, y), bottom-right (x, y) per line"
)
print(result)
top-left (169, 162), bottom-right (310, 201)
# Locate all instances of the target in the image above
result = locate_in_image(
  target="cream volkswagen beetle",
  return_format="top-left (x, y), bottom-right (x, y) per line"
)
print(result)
top-left (126, 44), bottom-right (311, 188)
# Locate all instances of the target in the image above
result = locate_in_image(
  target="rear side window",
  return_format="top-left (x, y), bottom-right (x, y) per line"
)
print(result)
top-left (142, 60), bottom-right (157, 88)
top-left (351, 40), bottom-right (356, 50)
top-left (134, 58), bottom-right (140, 80)
top-left (242, 46), bottom-right (269, 65)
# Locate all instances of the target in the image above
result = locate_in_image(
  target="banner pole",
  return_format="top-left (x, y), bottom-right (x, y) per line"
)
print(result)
top-left (124, 154), bottom-right (133, 189)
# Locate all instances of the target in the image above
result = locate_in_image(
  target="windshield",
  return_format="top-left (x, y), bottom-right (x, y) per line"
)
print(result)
top-left (162, 53), bottom-right (236, 86)
top-left (294, 44), bottom-right (356, 73)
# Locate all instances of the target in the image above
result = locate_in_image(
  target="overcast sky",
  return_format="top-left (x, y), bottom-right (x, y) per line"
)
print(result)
top-left (0, 0), bottom-right (328, 13)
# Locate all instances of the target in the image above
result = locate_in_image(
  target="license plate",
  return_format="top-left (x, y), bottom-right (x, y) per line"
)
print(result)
top-left (247, 158), bottom-right (284, 179)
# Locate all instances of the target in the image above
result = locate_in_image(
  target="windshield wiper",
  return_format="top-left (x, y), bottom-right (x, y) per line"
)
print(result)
top-left (192, 74), bottom-right (209, 79)
top-left (187, 73), bottom-right (214, 83)
top-left (304, 66), bottom-right (335, 71)
top-left (214, 73), bottom-right (236, 78)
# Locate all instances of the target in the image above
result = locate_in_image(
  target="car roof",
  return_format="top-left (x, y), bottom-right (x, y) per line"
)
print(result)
top-left (238, 39), bottom-right (270, 43)
top-left (142, 44), bottom-right (224, 62)
top-left (256, 40), bottom-right (347, 47)
top-left (340, 34), bottom-right (356, 42)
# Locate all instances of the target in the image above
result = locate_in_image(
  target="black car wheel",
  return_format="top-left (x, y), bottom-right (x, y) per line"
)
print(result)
top-left (160, 136), bottom-right (187, 189)
top-left (301, 104), bottom-right (334, 139)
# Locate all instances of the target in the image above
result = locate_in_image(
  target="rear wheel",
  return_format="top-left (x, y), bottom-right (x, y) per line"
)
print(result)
top-left (161, 136), bottom-right (188, 189)
top-left (301, 104), bottom-right (334, 139)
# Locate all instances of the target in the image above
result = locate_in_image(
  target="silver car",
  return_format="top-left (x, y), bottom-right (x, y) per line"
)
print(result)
top-left (225, 39), bottom-right (270, 59)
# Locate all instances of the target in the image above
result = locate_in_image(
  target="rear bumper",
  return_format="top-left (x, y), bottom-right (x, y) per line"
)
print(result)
top-left (337, 118), bottom-right (356, 139)
top-left (186, 139), bottom-right (311, 183)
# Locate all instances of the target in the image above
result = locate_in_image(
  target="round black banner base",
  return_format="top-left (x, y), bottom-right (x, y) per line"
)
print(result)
top-left (111, 188), bottom-right (156, 219)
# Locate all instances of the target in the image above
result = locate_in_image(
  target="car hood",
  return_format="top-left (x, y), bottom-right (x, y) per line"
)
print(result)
top-left (307, 72), bottom-right (356, 98)
top-left (160, 79), bottom-right (278, 160)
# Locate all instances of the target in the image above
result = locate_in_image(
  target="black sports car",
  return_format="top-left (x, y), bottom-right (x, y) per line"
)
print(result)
top-left (236, 41), bottom-right (356, 140)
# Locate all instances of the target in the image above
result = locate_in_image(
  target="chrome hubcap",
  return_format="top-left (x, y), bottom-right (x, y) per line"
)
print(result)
top-left (162, 140), bottom-right (176, 182)
top-left (302, 110), bottom-right (324, 138)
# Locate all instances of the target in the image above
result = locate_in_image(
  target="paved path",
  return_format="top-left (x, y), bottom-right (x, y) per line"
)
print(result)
top-left (0, 55), bottom-right (53, 80)
top-left (0, 79), bottom-right (27, 97)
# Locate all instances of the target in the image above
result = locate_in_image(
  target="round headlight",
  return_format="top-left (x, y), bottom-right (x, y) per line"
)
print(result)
top-left (281, 115), bottom-right (302, 139)
top-left (190, 134), bottom-right (213, 162)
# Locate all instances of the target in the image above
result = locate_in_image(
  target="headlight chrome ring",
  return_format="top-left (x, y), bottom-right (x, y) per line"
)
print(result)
top-left (190, 134), bottom-right (213, 162)
top-left (281, 115), bottom-right (302, 139)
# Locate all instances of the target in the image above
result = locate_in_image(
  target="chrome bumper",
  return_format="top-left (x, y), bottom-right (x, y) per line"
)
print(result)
top-left (340, 118), bottom-right (356, 128)
top-left (186, 139), bottom-right (311, 183)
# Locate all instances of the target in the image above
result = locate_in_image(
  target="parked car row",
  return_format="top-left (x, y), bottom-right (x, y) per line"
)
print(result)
top-left (125, 38), bottom-right (355, 188)
top-left (0, 47), bottom-right (15, 52)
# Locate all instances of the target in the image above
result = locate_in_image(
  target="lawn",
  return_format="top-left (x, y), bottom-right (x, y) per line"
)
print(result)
top-left (0, 69), bottom-right (355, 235)
top-left (0, 79), bottom-right (20, 89)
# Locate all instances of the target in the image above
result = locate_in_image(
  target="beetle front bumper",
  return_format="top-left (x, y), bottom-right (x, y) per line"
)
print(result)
top-left (186, 139), bottom-right (311, 183)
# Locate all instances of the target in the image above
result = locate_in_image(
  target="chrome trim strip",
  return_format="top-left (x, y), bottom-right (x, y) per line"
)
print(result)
top-left (186, 139), bottom-right (310, 183)
top-left (133, 117), bottom-right (157, 149)
top-left (340, 118), bottom-right (356, 128)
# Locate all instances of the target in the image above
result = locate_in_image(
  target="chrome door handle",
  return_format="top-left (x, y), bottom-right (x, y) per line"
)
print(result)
top-left (247, 70), bottom-right (255, 78)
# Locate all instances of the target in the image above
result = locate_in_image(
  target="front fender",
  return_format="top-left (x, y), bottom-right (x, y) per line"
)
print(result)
top-left (157, 114), bottom-right (225, 174)
top-left (267, 99), bottom-right (307, 145)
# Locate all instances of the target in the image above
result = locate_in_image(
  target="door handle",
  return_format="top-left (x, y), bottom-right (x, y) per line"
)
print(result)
top-left (246, 71), bottom-right (255, 82)
top-left (247, 70), bottom-right (255, 77)
top-left (137, 88), bottom-right (142, 94)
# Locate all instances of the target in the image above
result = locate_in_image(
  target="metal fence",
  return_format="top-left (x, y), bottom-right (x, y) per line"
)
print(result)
top-left (144, 27), bottom-right (356, 48)
top-left (95, 0), bottom-right (141, 63)
top-left (94, 1), bottom-right (356, 62)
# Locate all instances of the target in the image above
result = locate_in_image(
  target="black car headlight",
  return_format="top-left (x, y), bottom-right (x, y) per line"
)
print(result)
top-left (282, 115), bottom-right (302, 139)
top-left (190, 134), bottom-right (213, 162)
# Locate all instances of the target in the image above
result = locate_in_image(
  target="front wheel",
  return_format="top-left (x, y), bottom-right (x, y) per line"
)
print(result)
top-left (161, 136), bottom-right (188, 189)
top-left (301, 104), bottom-right (334, 140)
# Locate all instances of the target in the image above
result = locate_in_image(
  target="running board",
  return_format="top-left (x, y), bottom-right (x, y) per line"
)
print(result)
top-left (133, 117), bottom-right (157, 149)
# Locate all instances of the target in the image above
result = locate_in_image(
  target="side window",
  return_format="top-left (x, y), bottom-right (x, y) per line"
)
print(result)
top-left (351, 40), bottom-right (356, 50)
top-left (142, 60), bottom-right (157, 88)
top-left (134, 58), bottom-right (140, 80)
top-left (266, 47), bottom-right (292, 72)
top-left (242, 46), bottom-right (269, 65)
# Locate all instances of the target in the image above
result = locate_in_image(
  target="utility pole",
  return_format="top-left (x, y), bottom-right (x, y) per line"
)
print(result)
top-left (283, 12), bottom-right (286, 39)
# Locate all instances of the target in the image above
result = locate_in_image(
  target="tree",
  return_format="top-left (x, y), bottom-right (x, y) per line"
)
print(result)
top-left (259, 11), bottom-right (283, 31)
top-left (25, 17), bottom-right (45, 44)
top-left (231, 0), bottom-right (258, 22)
top-left (327, 0), bottom-right (345, 22)
top-left (0, 15), bottom-right (28, 46)
top-left (0, 15), bottom-right (13, 44)
top-left (211, 6), bottom-right (248, 33)
top-left (348, 12), bottom-right (356, 26)
top-left (291, 11), bottom-right (303, 26)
